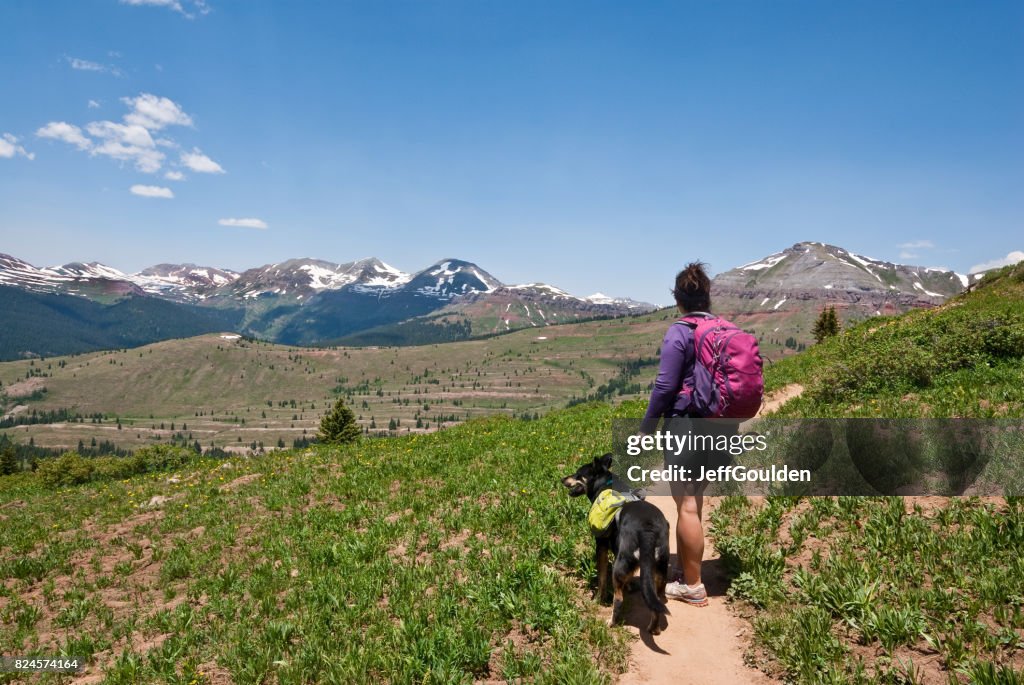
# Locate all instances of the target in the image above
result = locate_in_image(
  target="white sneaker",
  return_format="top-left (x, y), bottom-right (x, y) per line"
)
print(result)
top-left (665, 581), bottom-right (708, 606)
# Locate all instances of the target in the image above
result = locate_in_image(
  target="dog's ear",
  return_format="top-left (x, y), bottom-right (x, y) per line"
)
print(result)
top-left (598, 453), bottom-right (613, 470)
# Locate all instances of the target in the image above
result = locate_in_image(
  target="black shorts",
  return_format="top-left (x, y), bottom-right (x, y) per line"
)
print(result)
top-left (662, 416), bottom-right (738, 497)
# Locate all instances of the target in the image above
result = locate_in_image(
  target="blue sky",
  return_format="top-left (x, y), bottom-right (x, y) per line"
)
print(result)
top-left (1, 1), bottom-right (1021, 304)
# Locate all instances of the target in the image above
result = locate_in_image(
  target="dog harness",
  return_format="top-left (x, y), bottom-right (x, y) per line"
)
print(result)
top-left (588, 488), bottom-right (641, 537)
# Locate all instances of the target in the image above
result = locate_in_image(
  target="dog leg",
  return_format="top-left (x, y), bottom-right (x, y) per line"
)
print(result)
top-left (647, 566), bottom-right (664, 635)
top-left (611, 577), bottom-right (625, 626)
top-left (595, 540), bottom-right (610, 604)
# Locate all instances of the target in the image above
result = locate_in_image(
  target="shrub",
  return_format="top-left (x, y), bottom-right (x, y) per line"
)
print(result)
top-left (35, 445), bottom-right (195, 489)
top-left (36, 452), bottom-right (95, 487)
top-left (131, 444), bottom-right (193, 473)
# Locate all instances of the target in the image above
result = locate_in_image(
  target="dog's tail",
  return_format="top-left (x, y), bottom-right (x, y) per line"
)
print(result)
top-left (639, 528), bottom-right (670, 616)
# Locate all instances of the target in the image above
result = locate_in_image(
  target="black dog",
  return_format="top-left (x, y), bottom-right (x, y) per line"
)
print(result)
top-left (562, 453), bottom-right (670, 634)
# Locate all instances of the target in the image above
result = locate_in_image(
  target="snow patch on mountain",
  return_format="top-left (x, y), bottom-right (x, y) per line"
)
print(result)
top-left (509, 283), bottom-right (575, 299)
top-left (912, 282), bottom-right (945, 298)
top-left (739, 253), bottom-right (787, 271)
top-left (299, 263), bottom-right (356, 290)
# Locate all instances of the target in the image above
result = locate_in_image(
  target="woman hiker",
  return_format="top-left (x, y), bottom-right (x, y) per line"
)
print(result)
top-left (638, 261), bottom-right (736, 607)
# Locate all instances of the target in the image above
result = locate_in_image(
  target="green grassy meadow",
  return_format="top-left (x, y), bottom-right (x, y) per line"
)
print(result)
top-left (0, 404), bottom-right (633, 684)
top-left (1, 267), bottom-right (1022, 683)
top-left (707, 264), bottom-right (1024, 683)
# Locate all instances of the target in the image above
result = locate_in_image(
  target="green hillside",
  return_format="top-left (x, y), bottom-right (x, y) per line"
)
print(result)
top-left (2, 399), bottom-right (1022, 683)
top-left (0, 287), bottom-right (244, 362)
top-left (0, 404), bottom-right (632, 684)
top-left (0, 292), bottom-right (811, 457)
top-left (0, 306), bottom-right (792, 456)
top-left (765, 263), bottom-right (1024, 418)
top-left (0, 312), bottom-right (677, 455)
top-left (709, 263), bottom-right (1024, 683)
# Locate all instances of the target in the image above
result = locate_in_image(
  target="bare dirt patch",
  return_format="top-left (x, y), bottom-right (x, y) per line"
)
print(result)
top-left (757, 384), bottom-right (804, 417)
top-left (4, 377), bottom-right (46, 398)
top-left (475, 623), bottom-right (549, 685)
top-left (1, 404), bottom-right (28, 420)
top-left (219, 473), bottom-right (261, 492)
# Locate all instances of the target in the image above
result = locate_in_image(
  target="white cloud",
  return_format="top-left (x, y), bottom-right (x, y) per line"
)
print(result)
top-left (88, 99), bottom-right (101, 109)
top-left (121, 0), bottom-right (184, 11)
top-left (969, 251), bottom-right (1024, 274)
top-left (35, 93), bottom-right (216, 175)
top-left (86, 121), bottom-right (154, 148)
top-left (164, 170), bottom-right (185, 181)
top-left (122, 93), bottom-right (193, 130)
top-left (68, 57), bottom-right (104, 72)
top-left (36, 122), bottom-right (93, 150)
top-left (899, 251), bottom-right (919, 260)
top-left (130, 184), bottom-right (174, 199)
top-left (181, 148), bottom-right (224, 174)
top-left (120, 0), bottom-right (210, 19)
top-left (219, 218), bottom-right (268, 229)
top-left (897, 240), bottom-right (935, 250)
top-left (0, 133), bottom-right (35, 160)
top-left (86, 120), bottom-right (164, 173)
top-left (66, 56), bottom-right (123, 77)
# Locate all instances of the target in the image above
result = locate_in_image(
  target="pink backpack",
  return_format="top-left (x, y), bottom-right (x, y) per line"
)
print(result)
top-left (676, 313), bottom-right (764, 419)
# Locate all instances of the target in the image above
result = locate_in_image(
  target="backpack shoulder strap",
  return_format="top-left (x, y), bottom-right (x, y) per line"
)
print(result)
top-left (675, 311), bottom-right (716, 328)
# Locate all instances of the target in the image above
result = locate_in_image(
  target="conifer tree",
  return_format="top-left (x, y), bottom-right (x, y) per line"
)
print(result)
top-left (812, 308), bottom-right (828, 344)
top-left (813, 305), bottom-right (841, 344)
top-left (0, 445), bottom-right (18, 476)
top-left (826, 306), bottom-right (840, 337)
top-left (318, 397), bottom-right (361, 445)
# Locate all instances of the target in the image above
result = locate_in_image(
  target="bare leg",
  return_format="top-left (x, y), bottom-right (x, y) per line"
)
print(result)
top-left (673, 486), bottom-right (705, 586)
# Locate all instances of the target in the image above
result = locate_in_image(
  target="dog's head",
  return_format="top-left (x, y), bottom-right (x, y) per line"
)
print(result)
top-left (561, 453), bottom-right (614, 501)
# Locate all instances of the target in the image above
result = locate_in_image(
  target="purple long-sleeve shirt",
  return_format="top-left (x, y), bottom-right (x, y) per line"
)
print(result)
top-left (641, 322), bottom-right (695, 433)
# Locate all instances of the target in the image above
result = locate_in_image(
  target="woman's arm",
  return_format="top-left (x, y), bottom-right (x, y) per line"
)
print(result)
top-left (640, 324), bottom-right (692, 433)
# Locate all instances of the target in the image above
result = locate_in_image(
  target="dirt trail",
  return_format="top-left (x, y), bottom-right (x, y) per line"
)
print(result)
top-left (609, 496), bottom-right (776, 685)
top-left (757, 383), bottom-right (804, 417)
top-left (607, 385), bottom-right (805, 682)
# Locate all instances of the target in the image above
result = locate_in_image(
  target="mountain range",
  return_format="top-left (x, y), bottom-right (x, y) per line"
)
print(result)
top-left (0, 242), bottom-right (996, 361)
top-left (0, 254), bottom-right (654, 359)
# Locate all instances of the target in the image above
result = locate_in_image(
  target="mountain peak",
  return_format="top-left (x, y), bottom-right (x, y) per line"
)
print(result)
top-left (406, 259), bottom-right (503, 298)
top-left (715, 242), bottom-right (966, 317)
top-left (345, 257), bottom-right (410, 288)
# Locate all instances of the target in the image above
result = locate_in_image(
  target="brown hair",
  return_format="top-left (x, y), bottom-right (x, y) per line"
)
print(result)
top-left (672, 262), bottom-right (711, 313)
